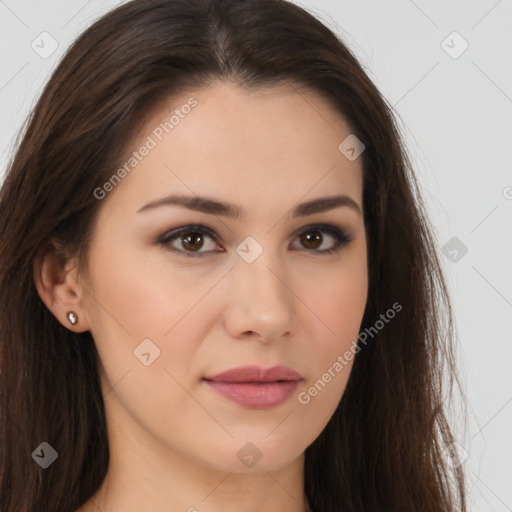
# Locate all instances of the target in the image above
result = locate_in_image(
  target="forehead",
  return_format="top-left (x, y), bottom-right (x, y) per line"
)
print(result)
top-left (102, 80), bottom-right (364, 217)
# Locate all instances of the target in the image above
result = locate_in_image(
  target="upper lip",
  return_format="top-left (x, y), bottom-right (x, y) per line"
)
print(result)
top-left (203, 365), bottom-right (302, 383)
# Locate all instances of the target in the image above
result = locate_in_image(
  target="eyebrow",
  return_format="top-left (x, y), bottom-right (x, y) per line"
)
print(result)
top-left (136, 193), bottom-right (361, 219)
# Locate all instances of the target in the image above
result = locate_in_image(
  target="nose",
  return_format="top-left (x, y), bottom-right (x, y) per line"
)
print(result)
top-left (222, 251), bottom-right (297, 344)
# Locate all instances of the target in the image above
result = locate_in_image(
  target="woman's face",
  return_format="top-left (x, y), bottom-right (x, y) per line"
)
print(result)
top-left (79, 80), bottom-right (368, 473)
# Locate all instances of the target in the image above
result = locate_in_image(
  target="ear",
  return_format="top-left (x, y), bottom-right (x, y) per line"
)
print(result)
top-left (33, 239), bottom-right (91, 332)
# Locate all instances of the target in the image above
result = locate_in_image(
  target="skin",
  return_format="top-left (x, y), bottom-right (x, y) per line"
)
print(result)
top-left (34, 80), bottom-right (368, 512)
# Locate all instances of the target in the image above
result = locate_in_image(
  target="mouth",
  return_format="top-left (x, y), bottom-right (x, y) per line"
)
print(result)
top-left (202, 365), bottom-right (303, 410)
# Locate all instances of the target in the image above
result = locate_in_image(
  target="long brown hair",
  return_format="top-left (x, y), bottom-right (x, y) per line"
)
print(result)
top-left (0, 0), bottom-right (467, 510)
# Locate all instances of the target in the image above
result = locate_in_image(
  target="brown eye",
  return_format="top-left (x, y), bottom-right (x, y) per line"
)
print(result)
top-left (299, 231), bottom-right (323, 250)
top-left (291, 225), bottom-right (353, 255)
top-left (158, 225), bottom-right (221, 257)
top-left (180, 231), bottom-right (205, 252)
top-left (158, 223), bottom-right (353, 258)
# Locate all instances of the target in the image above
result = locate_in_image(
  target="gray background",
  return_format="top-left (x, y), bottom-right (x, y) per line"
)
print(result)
top-left (1, 1), bottom-right (511, 509)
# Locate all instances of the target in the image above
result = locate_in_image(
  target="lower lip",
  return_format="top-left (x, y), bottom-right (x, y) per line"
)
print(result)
top-left (204, 379), bottom-right (300, 409)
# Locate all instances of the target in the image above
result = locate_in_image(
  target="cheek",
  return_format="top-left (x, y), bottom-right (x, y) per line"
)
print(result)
top-left (86, 236), bottom-right (214, 339)
top-left (84, 248), bottom-right (212, 436)
top-left (303, 258), bottom-right (368, 350)
top-left (83, 240), bottom-right (220, 393)
top-left (295, 257), bottom-right (367, 410)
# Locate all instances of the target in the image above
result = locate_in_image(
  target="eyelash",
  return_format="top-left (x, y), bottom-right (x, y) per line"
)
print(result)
top-left (156, 223), bottom-right (354, 258)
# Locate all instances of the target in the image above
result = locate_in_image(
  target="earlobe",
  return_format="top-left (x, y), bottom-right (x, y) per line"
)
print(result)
top-left (33, 240), bottom-right (90, 332)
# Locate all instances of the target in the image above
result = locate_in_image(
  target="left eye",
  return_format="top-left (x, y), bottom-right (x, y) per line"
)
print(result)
top-left (291, 226), bottom-right (352, 254)
top-left (157, 224), bottom-right (353, 258)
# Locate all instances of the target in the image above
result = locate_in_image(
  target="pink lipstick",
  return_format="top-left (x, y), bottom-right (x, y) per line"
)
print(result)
top-left (203, 365), bottom-right (302, 409)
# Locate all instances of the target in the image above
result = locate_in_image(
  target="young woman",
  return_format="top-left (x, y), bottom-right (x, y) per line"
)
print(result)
top-left (0, 0), bottom-right (467, 510)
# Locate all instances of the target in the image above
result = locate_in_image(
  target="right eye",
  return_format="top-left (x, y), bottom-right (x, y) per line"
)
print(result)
top-left (157, 224), bottom-right (224, 258)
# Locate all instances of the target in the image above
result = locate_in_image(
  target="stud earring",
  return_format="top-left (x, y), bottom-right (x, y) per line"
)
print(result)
top-left (66, 311), bottom-right (78, 325)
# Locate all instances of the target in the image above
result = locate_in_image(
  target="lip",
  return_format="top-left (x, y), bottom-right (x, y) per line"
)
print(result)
top-left (203, 365), bottom-right (302, 409)
top-left (204, 365), bottom-right (302, 383)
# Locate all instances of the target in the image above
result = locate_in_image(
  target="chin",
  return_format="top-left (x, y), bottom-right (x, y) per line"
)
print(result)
top-left (203, 436), bottom-right (306, 474)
